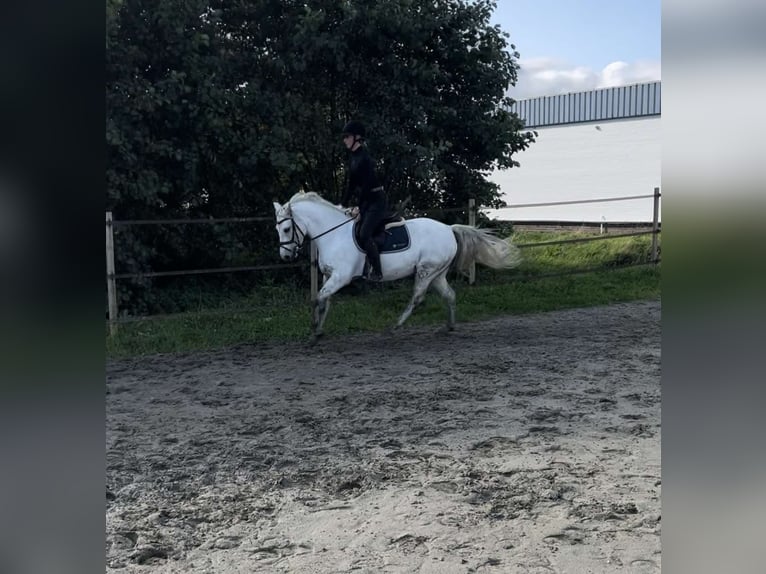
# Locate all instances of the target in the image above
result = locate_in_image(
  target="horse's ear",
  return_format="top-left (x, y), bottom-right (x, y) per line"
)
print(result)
top-left (272, 201), bottom-right (282, 215)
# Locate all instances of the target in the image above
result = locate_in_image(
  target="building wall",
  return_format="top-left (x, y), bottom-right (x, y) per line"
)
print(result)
top-left (486, 115), bottom-right (661, 223)
top-left (512, 81), bottom-right (661, 128)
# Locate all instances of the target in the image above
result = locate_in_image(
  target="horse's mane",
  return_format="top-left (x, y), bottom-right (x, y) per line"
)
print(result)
top-left (288, 191), bottom-right (344, 214)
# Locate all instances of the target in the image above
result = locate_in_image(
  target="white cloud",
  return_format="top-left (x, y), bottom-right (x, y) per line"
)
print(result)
top-left (509, 58), bottom-right (661, 100)
top-left (598, 60), bottom-right (662, 88)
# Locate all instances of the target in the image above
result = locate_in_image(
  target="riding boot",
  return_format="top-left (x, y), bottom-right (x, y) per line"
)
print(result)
top-left (365, 242), bottom-right (383, 281)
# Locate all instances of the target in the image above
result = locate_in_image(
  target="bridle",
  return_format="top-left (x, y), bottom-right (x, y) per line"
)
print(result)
top-left (277, 204), bottom-right (356, 257)
top-left (276, 209), bottom-right (308, 255)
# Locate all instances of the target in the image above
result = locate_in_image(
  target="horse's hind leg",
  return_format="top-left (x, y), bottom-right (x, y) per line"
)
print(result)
top-left (395, 266), bottom-right (439, 329)
top-left (430, 270), bottom-right (456, 331)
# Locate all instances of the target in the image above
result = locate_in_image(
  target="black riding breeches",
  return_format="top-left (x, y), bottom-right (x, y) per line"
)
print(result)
top-left (358, 209), bottom-right (385, 250)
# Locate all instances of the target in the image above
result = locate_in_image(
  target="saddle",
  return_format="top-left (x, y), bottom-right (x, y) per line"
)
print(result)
top-left (378, 212), bottom-right (406, 232)
top-left (352, 212), bottom-right (411, 254)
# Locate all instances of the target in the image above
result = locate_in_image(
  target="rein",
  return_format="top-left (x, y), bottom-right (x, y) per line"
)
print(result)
top-left (311, 215), bottom-right (356, 240)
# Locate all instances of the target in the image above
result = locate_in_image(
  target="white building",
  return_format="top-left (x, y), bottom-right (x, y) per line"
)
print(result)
top-left (486, 81), bottom-right (661, 224)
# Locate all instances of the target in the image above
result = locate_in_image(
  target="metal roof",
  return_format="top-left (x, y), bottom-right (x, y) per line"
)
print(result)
top-left (511, 81), bottom-right (661, 128)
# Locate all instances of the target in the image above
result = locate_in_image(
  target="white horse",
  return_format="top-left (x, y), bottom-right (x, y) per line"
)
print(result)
top-left (273, 192), bottom-right (521, 341)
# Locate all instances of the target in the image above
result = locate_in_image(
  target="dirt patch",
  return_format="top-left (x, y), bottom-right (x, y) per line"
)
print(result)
top-left (107, 300), bottom-right (661, 573)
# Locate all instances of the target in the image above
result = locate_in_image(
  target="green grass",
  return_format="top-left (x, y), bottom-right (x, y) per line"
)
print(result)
top-left (106, 230), bottom-right (660, 358)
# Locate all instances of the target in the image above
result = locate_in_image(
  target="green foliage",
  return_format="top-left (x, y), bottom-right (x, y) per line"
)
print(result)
top-left (106, 0), bottom-right (535, 314)
top-left (513, 230), bottom-right (654, 272)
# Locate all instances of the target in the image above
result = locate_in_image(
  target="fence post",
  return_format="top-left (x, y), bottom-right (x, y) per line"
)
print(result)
top-left (468, 198), bottom-right (476, 284)
top-left (651, 187), bottom-right (660, 263)
top-left (310, 240), bottom-right (319, 303)
top-left (105, 211), bottom-right (118, 336)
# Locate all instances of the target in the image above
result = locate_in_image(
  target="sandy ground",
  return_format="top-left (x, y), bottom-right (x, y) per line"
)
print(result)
top-left (106, 300), bottom-right (661, 573)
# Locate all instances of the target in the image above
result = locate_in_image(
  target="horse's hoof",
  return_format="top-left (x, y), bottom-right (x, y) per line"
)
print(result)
top-left (308, 333), bottom-right (323, 346)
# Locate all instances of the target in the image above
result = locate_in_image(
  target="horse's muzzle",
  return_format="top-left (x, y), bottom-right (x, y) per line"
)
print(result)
top-left (279, 248), bottom-right (298, 261)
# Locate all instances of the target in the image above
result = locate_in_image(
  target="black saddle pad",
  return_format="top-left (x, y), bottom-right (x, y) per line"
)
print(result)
top-left (353, 221), bottom-right (411, 253)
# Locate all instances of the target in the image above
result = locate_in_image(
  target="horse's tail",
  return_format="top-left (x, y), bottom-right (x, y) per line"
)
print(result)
top-left (451, 224), bottom-right (522, 276)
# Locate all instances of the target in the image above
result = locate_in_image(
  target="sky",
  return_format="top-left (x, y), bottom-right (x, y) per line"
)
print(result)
top-left (490, 0), bottom-right (661, 99)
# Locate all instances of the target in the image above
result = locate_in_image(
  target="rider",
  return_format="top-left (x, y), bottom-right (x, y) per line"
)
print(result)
top-left (340, 120), bottom-right (388, 281)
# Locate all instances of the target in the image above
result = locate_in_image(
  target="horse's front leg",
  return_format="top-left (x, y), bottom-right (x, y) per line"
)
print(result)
top-left (309, 272), bottom-right (348, 344)
top-left (311, 297), bottom-right (331, 341)
top-left (310, 272), bottom-right (331, 337)
top-left (310, 298), bottom-right (321, 331)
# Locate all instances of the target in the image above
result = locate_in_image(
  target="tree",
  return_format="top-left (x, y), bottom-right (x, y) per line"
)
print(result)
top-left (221, 0), bottom-right (536, 211)
top-left (106, 0), bottom-right (535, 312)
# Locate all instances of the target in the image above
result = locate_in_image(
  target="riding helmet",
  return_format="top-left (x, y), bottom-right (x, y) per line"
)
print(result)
top-left (342, 120), bottom-right (366, 138)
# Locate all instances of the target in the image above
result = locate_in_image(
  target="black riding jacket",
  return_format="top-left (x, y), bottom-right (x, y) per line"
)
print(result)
top-left (341, 146), bottom-right (386, 213)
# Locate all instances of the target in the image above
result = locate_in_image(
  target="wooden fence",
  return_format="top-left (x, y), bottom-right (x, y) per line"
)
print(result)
top-left (105, 188), bottom-right (660, 334)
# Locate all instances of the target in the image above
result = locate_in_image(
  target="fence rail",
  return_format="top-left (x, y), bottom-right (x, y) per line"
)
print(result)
top-left (516, 229), bottom-right (655, 249)
top-left (499, 193), bottom-right (656, 209)
top-left (105, 187), bottom-right (661, 332)
top-left (113, 216), bottom-right (274, 226)
top-left (114, 262), bottom-right (303, 281)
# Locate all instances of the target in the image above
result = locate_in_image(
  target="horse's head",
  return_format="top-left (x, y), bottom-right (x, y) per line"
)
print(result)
top-left (272, 201), bottom-right (306, 261)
